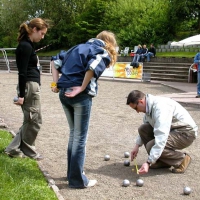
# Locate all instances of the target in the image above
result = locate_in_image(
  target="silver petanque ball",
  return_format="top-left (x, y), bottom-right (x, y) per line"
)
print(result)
top-left (183, 186), bottom-right (191, 195)
top-left (13, 97), bottom-right (18, 102)
top-left (136, 179), bottom-right (144, 187)
top-left (122, 179), bottom-right (130, 187)
top-left (124, 160), bottom-right (130, 166)
top-left (124, 152), bottom-right (130, 158)
top-left (104, 155), bottom-right (110, 161)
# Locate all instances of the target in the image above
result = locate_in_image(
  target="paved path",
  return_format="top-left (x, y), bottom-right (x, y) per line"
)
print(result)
top-left (0, 72), bottom-right (200, 200)
top-left (154, 81), bottom-right (200, 108)
top-left (101, 77), bottom-right (200, 108)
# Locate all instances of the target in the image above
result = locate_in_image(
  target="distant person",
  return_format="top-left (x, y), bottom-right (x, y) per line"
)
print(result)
top-left (5, 18), bottom-right (49, 160)
top-left (194, 52), bottom-right (200, 98)
top-left (50, 31), bottom-right (117, 188)
top-left (145, 44), bottom-right (156, 62)
top-left (132, 44), bottom-right (143, 62)
top-left (126, 90), bottom-right (198, 175)
top-left (140, 44), bottom-right (148, 62)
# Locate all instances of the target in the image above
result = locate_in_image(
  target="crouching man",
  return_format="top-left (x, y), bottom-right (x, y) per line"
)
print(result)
top-left (126, 90), bottom-right (198, 174)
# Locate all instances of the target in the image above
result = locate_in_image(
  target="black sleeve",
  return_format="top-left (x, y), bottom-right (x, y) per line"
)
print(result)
top-left (154, 47), bottom-right (156, 56)
top-left (16, 43), bottom-right (32, 97)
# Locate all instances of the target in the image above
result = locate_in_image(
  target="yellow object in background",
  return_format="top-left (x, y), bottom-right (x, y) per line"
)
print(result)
top-left (113, 63), bottom-right (143, 79)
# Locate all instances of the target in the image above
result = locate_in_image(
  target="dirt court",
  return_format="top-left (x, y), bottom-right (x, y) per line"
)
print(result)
top-left (1, 72), bottom-right (200, 200)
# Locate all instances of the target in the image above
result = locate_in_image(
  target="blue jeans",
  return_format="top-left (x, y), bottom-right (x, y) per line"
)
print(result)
top-left (59, 89), bottom-right (92, 188)
top-left (146, 52), bottom-right (154, 62)
top-left (197, 70), bottom-right (200, 95)
top-left (132, 54), bottom-right (140, 62)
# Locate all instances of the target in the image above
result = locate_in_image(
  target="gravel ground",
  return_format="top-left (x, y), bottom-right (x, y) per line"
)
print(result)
top-left (1, 72), bottom-right (200, 200)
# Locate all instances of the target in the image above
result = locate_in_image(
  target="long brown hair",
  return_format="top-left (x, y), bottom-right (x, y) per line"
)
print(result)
top-left (17, 18), bottom-right (49, 42)
top-left (96, 31), bottom-right (118, 67)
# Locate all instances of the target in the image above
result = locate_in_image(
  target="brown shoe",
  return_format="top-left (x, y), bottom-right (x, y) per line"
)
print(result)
top-left (172, 154), bottom-right (191, 173)
top-left (150, 160), bottom-right (171, 169)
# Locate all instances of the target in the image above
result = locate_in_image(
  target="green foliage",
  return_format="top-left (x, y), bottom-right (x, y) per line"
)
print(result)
top-left (0, 130), bottom-right (57, 200)
top-left (102, 0), bottom-right (175, 50)
top-left (168, 0), bottom-right (200, 33)
top-left (67, 0), bottom-right (109, 45)
top-left (0, 0), bottom-right (199, 49)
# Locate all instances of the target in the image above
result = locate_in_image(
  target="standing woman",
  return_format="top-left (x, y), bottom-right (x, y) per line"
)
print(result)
top-left (194, 52), bottom-right (200, 98)
top-left (5, 18), bottom-right (48, 160)
top-left (51, 31), bottom-right (117, 188)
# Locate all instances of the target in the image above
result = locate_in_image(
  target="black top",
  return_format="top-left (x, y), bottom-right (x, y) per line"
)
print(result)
top-left (148, 46), bottom-right (156, 56)
top-left (15, 38), bottom-right (40, 97)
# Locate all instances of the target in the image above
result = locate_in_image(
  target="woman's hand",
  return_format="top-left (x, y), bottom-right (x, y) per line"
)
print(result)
top-left (51, 87), bottom-right (59, 93)
top-left (65, 86), bottom-right (83, 98)
top-left (14, 97), bottom-right (24, 105)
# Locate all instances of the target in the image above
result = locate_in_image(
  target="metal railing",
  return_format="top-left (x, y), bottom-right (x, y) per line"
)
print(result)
top-left (0, 48), bottom-right (16, 72)
top-left (188, 63), bottom-right (197, 83)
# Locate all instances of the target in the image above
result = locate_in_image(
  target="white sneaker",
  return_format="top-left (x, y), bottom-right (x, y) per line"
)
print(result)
top-left (87, 180), bottom-right (97, 187)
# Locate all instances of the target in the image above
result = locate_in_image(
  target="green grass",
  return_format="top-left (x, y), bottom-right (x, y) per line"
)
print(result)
top-left (0, 130), bottom-right (58, 200)
top-left (1, 49), bottom-right (198, 58)
top-left (156, 51), bottom-right (197, 58)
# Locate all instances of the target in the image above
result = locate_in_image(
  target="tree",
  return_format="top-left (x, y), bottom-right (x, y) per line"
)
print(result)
top-left (168, 0), bottom-right (200, 38)
top-left (68, 0), bottom-right (109, 45)
top-left (102, 0), bottom-right (172, 49)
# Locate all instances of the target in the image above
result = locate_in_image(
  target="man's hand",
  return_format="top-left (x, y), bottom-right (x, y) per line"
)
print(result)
top-left (131, 144), bottom-right (139, 161)
top-left (138, 162), bottom-right (149, 175)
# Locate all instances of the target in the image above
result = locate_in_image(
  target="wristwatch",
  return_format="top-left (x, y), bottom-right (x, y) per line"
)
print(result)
top-left (146, 161), bottom-right (151, 166)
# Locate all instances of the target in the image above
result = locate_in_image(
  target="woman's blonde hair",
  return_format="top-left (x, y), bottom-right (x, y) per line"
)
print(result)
top-left (96, 31), bottom-right (118, 67)
top-left (17, 18), bottom-right (49, 42)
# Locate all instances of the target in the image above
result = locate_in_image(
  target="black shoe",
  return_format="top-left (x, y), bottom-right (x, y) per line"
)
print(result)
top-left (196, 95), bottom-right (200, 98)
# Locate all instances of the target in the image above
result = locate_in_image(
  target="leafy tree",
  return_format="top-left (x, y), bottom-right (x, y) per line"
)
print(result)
top-left (68, 0), bottom-right (109, 45)
top-left (102, 0), bottom-right (172, 49)
top-left (0, 0), bottom-right (199, 50)
top-left (168, 0), bottom-right (200, 38)
top-left (1, 0), bottom-right (30, 47)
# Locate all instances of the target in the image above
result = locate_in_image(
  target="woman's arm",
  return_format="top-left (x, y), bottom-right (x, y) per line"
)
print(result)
top-left (65, 69), bottom-right (94, 97)
top-left (51, 61), bottom-right (60, 93)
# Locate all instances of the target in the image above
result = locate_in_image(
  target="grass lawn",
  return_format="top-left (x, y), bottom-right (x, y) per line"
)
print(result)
top-left (156, 51), bottom-right (197, 58)
top-left (1, 49), bottom-right (198, 58)
top-left (0, 130), bottom-right (57, 200)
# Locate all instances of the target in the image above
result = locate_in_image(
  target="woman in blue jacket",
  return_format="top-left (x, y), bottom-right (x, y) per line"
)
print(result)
top-left (51, 31), bottom-right (117, 188)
